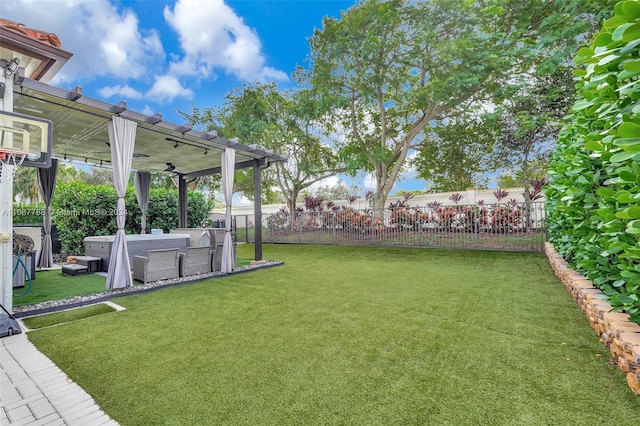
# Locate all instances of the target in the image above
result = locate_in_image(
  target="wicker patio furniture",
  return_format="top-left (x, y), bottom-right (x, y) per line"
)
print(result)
top-left (132, 248), bottom-right (180, 284)
top-left (210, 230), bottom-right (237, 272)
top-left (179, 246), bottom-right (212, 277)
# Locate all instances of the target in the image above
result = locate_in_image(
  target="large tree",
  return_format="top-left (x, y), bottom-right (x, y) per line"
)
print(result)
top-left (13, 163), bottom-right (92, 203)
top-left (493, 67), bottom-right (575, 194)
top-left (182, 83), bottom-right (344, 221)
top-left (414, 116), bottom-right (499, 192)
top-left (299, 0), bottom-right (618, 213)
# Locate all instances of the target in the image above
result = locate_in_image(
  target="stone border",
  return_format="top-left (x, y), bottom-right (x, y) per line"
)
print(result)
top-left (544, 242), bottom-right (640, 395)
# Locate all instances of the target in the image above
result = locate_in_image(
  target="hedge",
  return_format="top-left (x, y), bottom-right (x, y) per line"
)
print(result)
top-left (547, 0), bottom-right (640, 322)
top-left (52, 182), bottom-right (214, 254)
top-left (12, 203), bottom-right (47, 225)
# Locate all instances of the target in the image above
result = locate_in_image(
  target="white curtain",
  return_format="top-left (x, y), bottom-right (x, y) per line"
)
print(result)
top-left (221, 148), bottom-right (235, 273)
top-left (106, 116), bottom-right (137, 289)
top-left (134, 171), bottom-right (151, 234)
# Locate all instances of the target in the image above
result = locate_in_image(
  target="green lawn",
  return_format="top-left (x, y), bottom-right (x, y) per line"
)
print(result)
top-left (14, 256), bottom-right (254, 307)
top-left (26, 244), bottom-right (640, 425)
top-left (22, 303), bottom-right (116, 330)
top-left (13, 269), bottom-right (108, 306)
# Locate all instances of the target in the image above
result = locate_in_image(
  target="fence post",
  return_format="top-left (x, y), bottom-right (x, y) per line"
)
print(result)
top-left (244, 214), bottom-right (249, 243)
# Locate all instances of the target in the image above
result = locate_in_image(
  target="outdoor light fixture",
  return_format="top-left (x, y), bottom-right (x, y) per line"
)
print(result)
top-left (166, 137), bottom-right (181, 148)
top-left (0, 58), bottom-right (20, 77)
top-left (204, 149), bottom-right (208, 155)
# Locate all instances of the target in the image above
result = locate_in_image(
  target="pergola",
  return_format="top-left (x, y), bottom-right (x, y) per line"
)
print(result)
top-left (0, 18), bottom-right (285, 310)
top-left (12, 76), bottom-right (286, 237)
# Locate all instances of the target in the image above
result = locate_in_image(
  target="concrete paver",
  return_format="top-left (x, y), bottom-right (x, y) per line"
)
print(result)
top-left (1, 333), bottom-right (119, 425)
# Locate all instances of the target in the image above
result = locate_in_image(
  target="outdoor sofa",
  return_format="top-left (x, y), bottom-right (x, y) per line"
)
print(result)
top-left (132, 248), bottom-right (180, 284)
top-left (179, 246), bottom-right (212, 277)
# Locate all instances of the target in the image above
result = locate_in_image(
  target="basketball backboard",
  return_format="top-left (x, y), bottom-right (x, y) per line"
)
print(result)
top-left (0, 110), bottom-right (51, 168)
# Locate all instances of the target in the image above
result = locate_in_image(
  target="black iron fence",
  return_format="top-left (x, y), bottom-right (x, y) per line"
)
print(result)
top-left (234, 201), bottom-right (546, 252)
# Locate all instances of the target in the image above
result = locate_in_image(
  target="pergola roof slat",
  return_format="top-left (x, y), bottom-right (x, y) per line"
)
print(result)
top-left (12, 77), bottom-right (286, 175)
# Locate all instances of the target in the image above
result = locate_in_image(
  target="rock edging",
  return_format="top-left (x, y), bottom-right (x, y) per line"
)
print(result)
top-left (544, 242), bottom-right (640, 396)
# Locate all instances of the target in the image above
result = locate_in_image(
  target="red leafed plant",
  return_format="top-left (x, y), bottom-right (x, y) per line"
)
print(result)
top-left (449, 193), bottom-right (464, 204)
top-left (493, 189), bottom-right (509, 202)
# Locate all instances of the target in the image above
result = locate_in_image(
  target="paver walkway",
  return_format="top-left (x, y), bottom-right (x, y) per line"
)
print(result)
top-left (1, 332), bottom-right (118, 425)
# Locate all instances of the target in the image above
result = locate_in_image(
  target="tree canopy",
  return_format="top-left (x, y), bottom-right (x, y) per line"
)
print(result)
top-left (296, 0), bottom-right (618, 211)
top-left (181, 82), bottom-right (344, 218)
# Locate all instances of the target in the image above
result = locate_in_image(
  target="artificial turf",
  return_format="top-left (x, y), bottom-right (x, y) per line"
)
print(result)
top-left (13, 269), bottom-right (107, 306)
top-left (26, 244), bottom-right (640, 425)
top-left (13, 256), bottom-right (254, 307)
top-left (21, 303), bottom-right (116, 330)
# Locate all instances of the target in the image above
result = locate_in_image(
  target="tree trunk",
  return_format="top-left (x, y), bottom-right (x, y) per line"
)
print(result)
top-left (287, 189), bottom-right (299, 231)
top-left (372, 175), bottom-right (395, 223)
top-left (522, 140), bottom-right (532, 231)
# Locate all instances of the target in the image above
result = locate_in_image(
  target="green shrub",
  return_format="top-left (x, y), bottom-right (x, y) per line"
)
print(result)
top-left (547, 0), bottom-right (640, 322)
top-left (12, 203), bottom-right (47, 225)
top-left (145, 188), bottom-right (213, 233)
top-left (52, 182), bottom-right (213, 254)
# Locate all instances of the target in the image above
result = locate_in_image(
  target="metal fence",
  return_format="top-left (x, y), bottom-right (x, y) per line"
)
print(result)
top-left (234, 201), bottom-right (546, 252)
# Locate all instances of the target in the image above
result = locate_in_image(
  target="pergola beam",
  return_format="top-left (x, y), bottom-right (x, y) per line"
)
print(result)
top-left (184, 158), bottom-right (268, 179)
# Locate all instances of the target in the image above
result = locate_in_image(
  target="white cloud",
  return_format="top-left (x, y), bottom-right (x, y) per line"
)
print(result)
top-left (400, 150), bottom-right (419, 181)
top-left (211, 191), bottom-right (251, 207)
top-left (261, 66), bottom-right (289, 82)
top-left (163, 0), bottom-right (288, 83)
top-left (2, 0), bottom-right (288, 106)
top-left (234, 194), bottom-right (252, 207)
top-left (98, 85), bottom-right (143, 100)
top-left (146, 75), bottom-right (194, 103)
top-left (141, 105), bottom-right (157, 116)
top-left (308, 176), bottom-right (343, 192)
top-left (1, 0), bottom-right (165, 83)
top-left (363, 173), bottom-right (377, 191)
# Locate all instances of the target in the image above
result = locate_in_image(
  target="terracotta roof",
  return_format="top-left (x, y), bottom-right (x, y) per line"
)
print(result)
top-left (0, 18), bottom-right (61, 48)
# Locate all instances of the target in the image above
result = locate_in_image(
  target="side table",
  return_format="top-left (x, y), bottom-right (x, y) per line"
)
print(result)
top-left (75, 256), bottom-right (102, 273)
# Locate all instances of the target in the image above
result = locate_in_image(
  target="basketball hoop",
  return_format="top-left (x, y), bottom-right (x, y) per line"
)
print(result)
top-left (0, 148), bottom-right (27, 183)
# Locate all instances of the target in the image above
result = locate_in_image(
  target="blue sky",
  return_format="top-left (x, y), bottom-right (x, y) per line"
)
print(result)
top-left (1, 0), bottom-right (427, 196)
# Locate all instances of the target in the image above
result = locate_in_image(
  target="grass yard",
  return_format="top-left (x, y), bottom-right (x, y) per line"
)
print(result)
top-left (13, 269), bottom-right (107, 306)
top-left (14, 256), bottom-right (254, 307)
top-left (26, 244), bottom-right (640, 425)
top-left (22, 304), bottom-right (117, 330)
